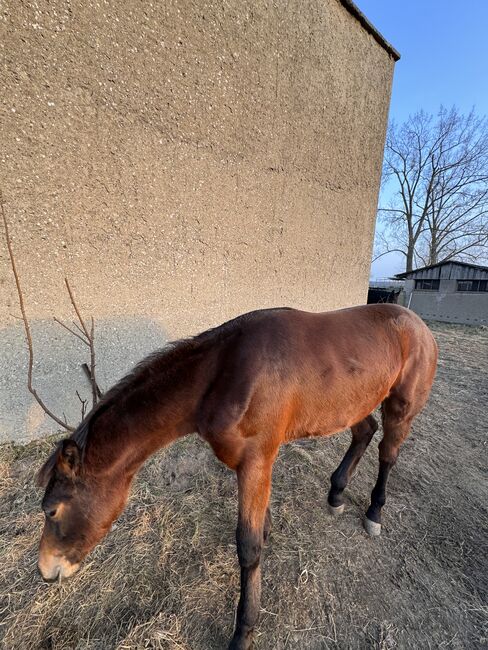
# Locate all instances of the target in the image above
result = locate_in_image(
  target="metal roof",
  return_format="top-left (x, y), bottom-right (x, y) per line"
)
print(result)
top-left (339, 0), bottom-right (400, 61)
top-left (395, 260), bottom-right (488, 280)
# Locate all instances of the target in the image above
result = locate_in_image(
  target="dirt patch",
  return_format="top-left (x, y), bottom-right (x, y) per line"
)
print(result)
top-left (0, 322), bottom-right (487, 649)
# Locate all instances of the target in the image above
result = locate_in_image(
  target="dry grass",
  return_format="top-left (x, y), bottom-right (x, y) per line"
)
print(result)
top-left (1, 322), bottom-right (487, 649)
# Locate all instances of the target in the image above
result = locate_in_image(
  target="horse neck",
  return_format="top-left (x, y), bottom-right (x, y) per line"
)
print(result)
top-left (83, 352), bottom-right (210, 478)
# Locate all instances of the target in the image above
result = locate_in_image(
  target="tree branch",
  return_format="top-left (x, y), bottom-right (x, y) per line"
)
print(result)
top-left (372, 248), bottom-right (407, 262)
top-left (1, 192), bottom-right (75, 432)
top-left (63, 279), bottom-right (100, 408)
top-left (53, 317), bottom-right (89, 346)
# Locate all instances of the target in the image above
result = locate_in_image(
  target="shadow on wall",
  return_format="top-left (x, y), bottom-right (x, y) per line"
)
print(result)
top-left (0, 316), bottom-right (168, 443)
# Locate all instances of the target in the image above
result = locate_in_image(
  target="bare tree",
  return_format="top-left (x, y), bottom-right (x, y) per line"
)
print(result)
top-left (374, 107), bottom-right (488, 272)
top-left (2, 191), bottom-right (102, 430)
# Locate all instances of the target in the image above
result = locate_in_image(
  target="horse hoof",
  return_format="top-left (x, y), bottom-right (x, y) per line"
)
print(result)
top-left (327, 503), bottom-right (344, 516)
top-left (364, 517), bottom-right (381, 537)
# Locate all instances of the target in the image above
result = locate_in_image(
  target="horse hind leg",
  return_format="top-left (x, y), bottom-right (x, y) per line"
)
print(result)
top-left (364, 392), bottom-right (415, 537)
top-left (263, 506), bottom-right (272, 543)
top-left (364, 339), bottom-right (437, 538)
top-left (327, 414), bottom-right (378, 515)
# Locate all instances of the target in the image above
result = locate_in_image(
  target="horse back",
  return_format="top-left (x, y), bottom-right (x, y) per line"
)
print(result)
top-left (196, 305), bottom-right (437, 458)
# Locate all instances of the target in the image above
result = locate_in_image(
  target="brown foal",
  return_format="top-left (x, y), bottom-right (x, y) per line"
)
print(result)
top-left (37, 304), bottom-right (437, 649)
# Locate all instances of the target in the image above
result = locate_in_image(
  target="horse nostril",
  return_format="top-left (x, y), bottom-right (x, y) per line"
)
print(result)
top-left (38, 564), bottom-right (60, 583)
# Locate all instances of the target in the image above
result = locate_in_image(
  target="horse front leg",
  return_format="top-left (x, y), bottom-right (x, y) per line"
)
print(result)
top-left (228, 454), bottom-right (274, 650)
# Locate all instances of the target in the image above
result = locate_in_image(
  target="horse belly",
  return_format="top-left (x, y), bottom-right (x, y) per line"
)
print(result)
top-left (288, 367), bottom-right (393, 440)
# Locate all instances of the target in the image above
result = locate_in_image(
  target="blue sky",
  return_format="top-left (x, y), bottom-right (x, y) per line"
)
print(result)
top-left (358, 1), bottom-right (488, 278)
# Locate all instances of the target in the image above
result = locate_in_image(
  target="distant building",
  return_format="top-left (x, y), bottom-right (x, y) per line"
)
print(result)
top-left (368, 278), bottom-right (405, 304)
top-left (396, 261), bottom-right (488, 325)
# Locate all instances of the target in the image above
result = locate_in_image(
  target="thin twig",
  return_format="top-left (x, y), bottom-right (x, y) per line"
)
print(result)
top-left (1, 193), bottom-right (75, 432)
top-left (53, 317), bottom-right (89, 346)
top-left (64, 278), bottom-right (90, 339)
top-left (72, 320), bottom-right (86, 337)
top-left (82, 362), bottom-right (102, 399)
top-left (89, 316), bottom-right (98, 406)
top-left (64, 279), bottom-right (99, 407)
top-left (76, 390), bottom-right (87, 420)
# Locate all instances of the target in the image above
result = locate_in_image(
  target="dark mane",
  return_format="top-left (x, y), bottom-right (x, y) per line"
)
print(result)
top-left (37, 308), bottom-right (291, 487)
top-left (73, 338), bottom-right (204, 450)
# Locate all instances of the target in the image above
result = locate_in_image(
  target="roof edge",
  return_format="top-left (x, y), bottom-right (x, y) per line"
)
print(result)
top-left (395, 260), bottom-right (488, 279)
top-left (339, 0), bottom-right (400, 61)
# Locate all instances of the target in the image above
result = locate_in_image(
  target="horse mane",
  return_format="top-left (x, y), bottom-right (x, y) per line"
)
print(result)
top-left (37, 308), bottom-right (291, 488)
top-left (36, 337), bottom-right (207, 487)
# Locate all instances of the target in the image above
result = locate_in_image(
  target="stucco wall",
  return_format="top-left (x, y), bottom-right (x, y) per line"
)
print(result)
top-left (1, 0), bottom-right (395, 440)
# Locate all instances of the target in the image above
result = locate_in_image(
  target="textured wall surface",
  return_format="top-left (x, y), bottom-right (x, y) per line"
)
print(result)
top-left (0, 0), bottom-right (395, 440)
top-left (405, 280), bottom-right (488, 325)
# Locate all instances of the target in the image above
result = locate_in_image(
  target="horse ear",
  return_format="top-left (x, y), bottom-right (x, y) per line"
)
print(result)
top-left (37, 453), bottom-right (57, 488)
top-left (56, 439), bottom-right (81, 478)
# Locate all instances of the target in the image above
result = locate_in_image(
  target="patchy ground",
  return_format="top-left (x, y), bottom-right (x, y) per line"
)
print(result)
top-left (0, 322), bottom-right (487, 649)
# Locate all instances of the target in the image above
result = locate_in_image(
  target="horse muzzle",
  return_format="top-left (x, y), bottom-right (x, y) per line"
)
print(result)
top-left (38, 552), bottom-right (80, 582)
